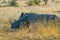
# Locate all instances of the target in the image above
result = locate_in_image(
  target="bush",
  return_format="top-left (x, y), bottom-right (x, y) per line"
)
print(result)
top-left (26, 0), bottom-right (41, 6)
top-left (43, 0), bottom-right (48, 5)
top-left (9, 0), bottom-right (18, 7)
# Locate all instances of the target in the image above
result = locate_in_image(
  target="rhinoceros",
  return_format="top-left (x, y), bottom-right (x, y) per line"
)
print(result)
top-left (11, 12), bottom-right (58, 28)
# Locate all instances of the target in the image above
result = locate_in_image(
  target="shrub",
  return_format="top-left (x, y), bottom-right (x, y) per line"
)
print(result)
top-left (9, 0), bottom-right (18, 7)
top-left (26, 0), bottom-right (41, 6)
top-left (43, 0), bottom-right (48, 5)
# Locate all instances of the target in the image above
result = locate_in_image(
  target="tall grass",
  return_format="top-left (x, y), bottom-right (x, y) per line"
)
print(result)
top-left (0, 16), bottom-right (60, 40)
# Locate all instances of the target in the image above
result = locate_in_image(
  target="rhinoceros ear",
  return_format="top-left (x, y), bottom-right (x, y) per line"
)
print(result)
top-left (21, 12), bottom-right (24, 16)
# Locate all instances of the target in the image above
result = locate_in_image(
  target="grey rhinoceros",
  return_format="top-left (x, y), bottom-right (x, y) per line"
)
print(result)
top-left (11, 12), bottom-right (58, 28)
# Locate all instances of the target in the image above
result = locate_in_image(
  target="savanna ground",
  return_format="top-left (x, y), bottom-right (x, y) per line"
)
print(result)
top-left (0, 0), bottom-right (60, 40)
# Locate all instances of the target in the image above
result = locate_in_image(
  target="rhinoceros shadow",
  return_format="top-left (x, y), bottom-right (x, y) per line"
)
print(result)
top-left (11, 13), bottom-right (58, 28)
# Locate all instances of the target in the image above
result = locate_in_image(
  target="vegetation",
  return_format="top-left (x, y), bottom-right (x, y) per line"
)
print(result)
top-left (0, 20), bottom-right (60, 40)
top-left (43, 0), bottom-right (48, 5)
top-left (9, 0), bottom-right (18, 7)
top-left (0, 0), bottom-right (60, 40)
top-left (26, 0), bottom-right (41, 6)
top-left (26, 0), bottom-right (48, 6)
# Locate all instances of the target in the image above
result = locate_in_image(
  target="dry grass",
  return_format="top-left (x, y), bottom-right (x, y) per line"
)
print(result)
top-left (0, 0), bottom-right (60, 40)
top-left (0, 20), bottom-right (60, 40)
